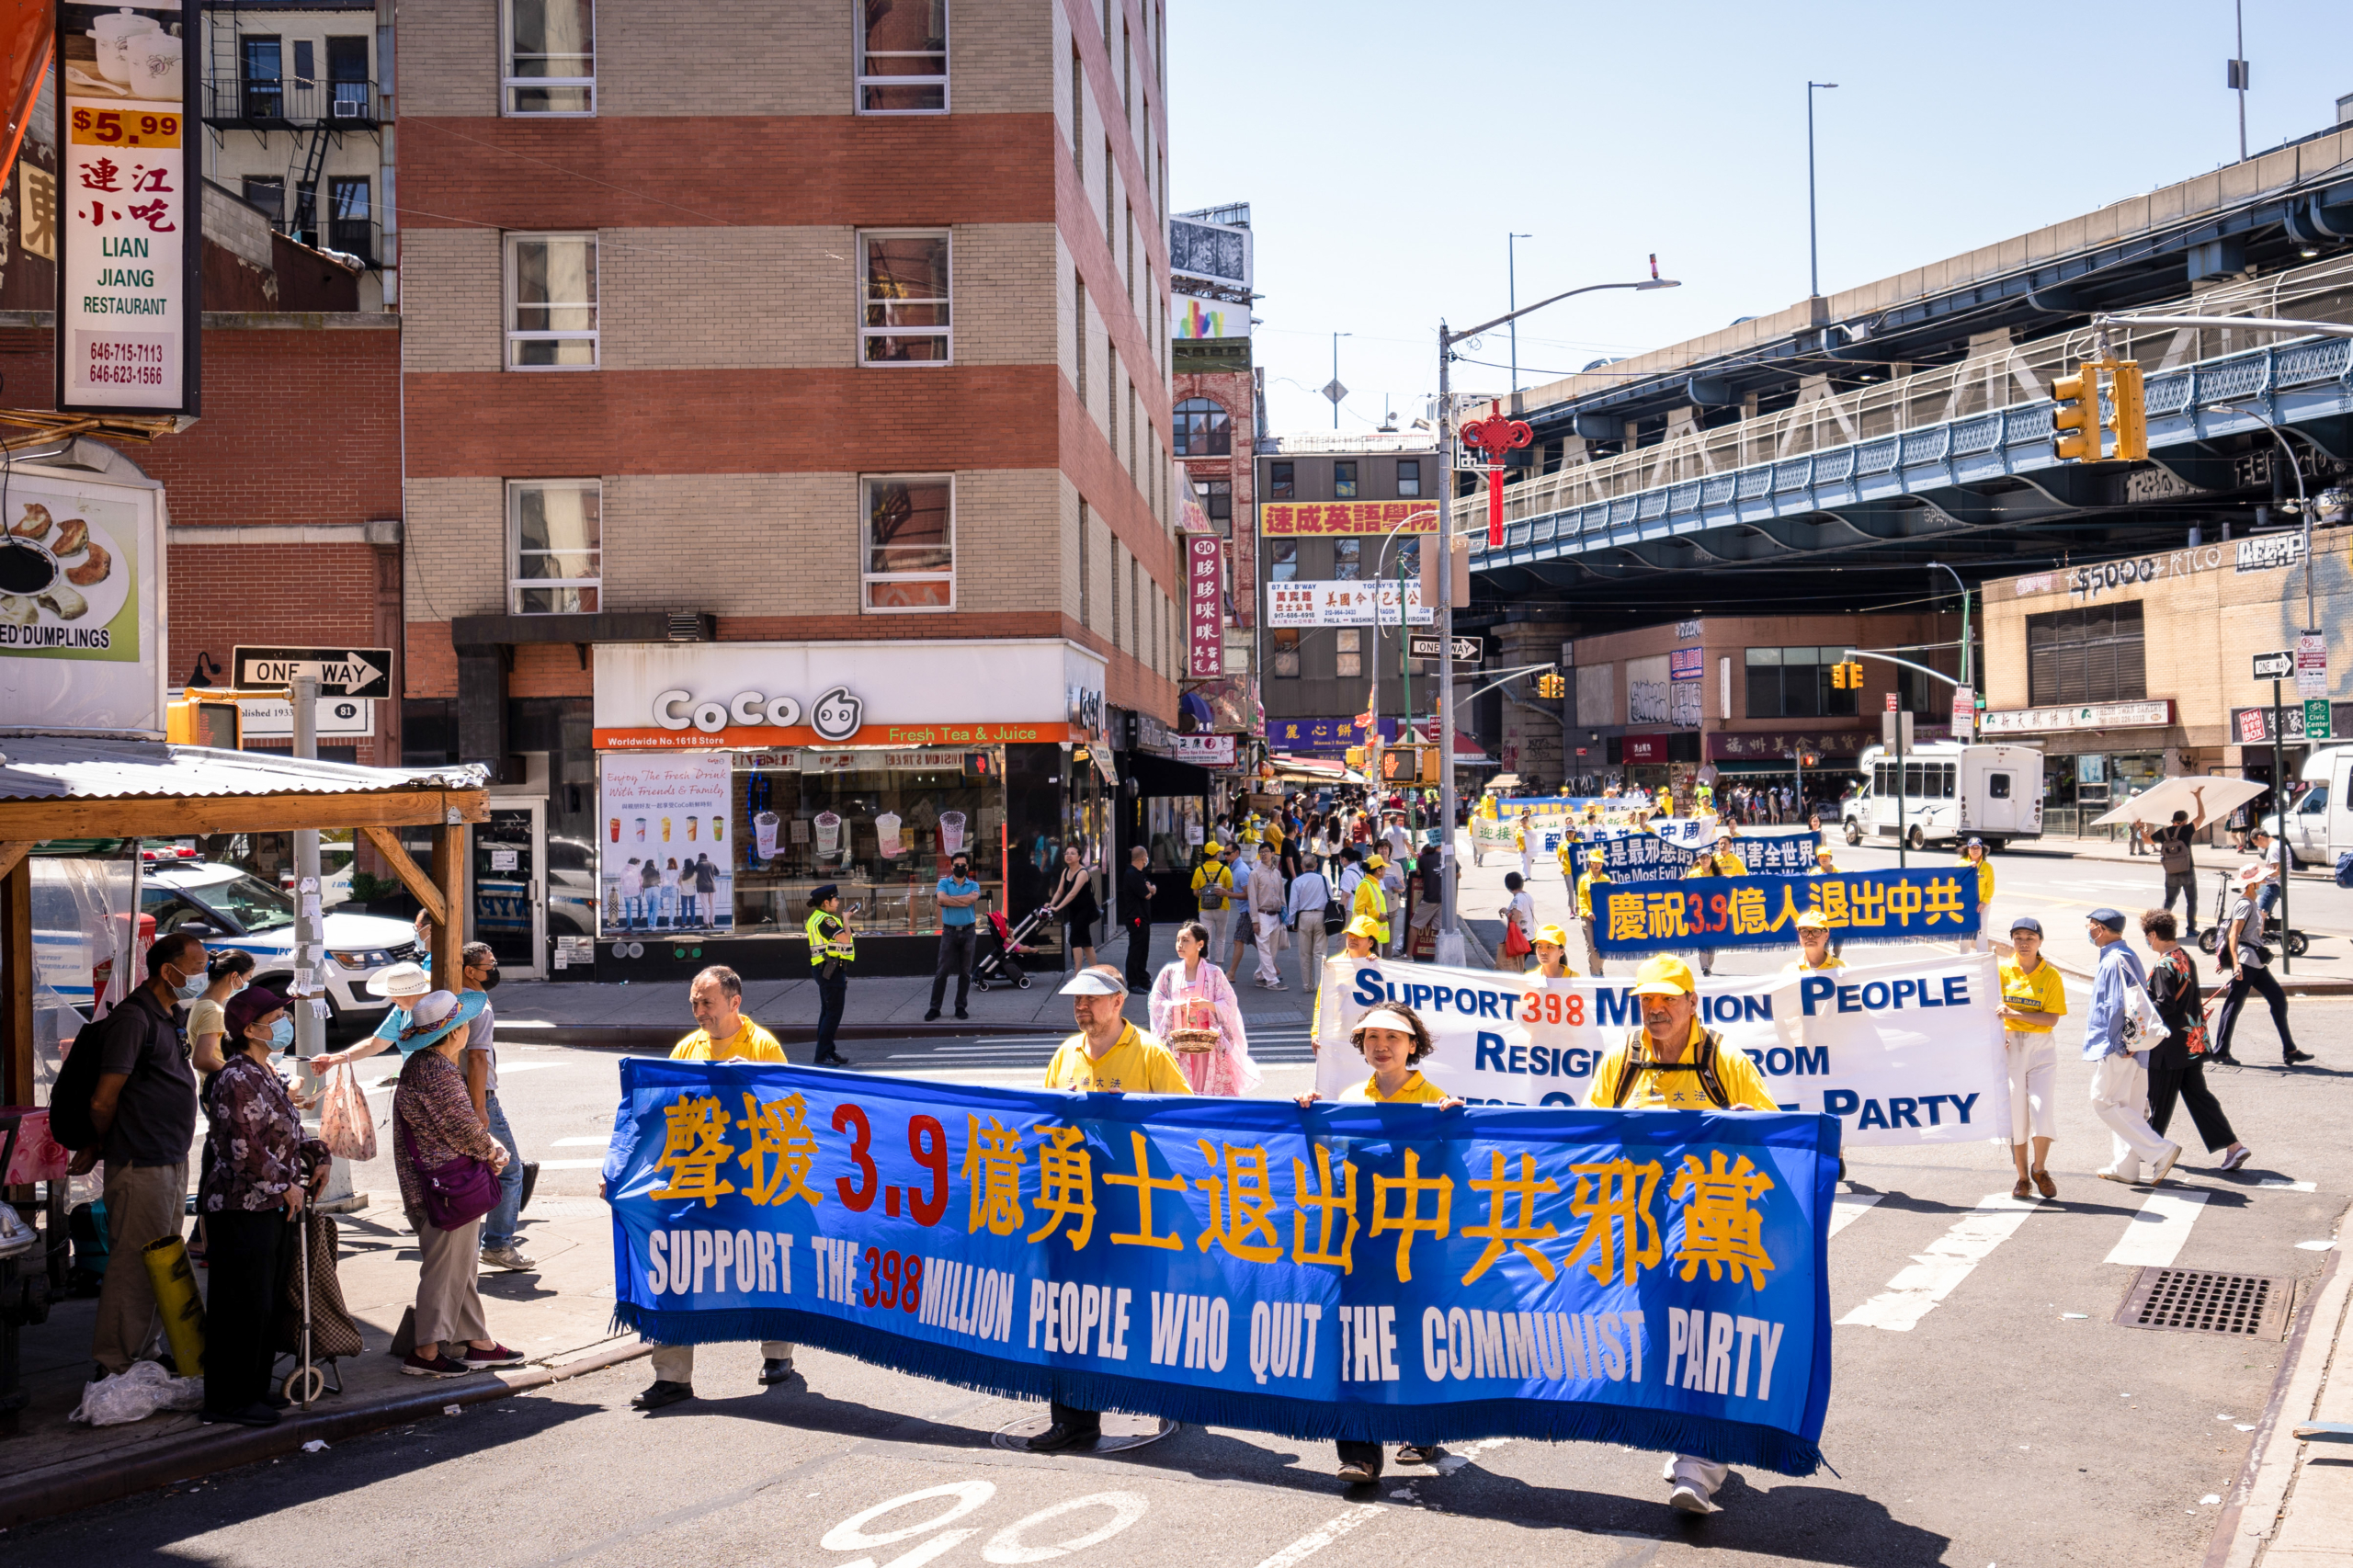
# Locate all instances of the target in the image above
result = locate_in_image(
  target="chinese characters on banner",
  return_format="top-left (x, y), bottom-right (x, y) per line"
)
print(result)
top-left (1593, 869), bottom-right (1979, 956)
top-left (608, 1059), bottom-right (1837, 1473)
top-left (1567, 830), bottom-right (1821, 884)
top-left (58, 5), bottom-right (199, 415)
top-left (1260, 502), bottom-right (1441, 536)
top-left (1186, 534), bottom-right (1223, 678)
top-left (1265, 580), bottom-right (1435, 628)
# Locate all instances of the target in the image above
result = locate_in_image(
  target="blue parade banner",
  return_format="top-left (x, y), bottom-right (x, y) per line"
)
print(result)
top-left (1593, 868), bottom-right (1979, 956)
top-left (1568, 829), bottom-right (1820, 884)
top-left (605, 1061), bottom-right (1837, 1475)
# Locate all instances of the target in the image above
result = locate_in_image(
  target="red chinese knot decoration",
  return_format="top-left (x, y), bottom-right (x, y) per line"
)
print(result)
top-left (1460, 399), bottom-right (1533, 547)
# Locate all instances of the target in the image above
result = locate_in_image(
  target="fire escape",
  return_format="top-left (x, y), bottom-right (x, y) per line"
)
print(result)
top-left (199, 11), bottom-right (382, 267)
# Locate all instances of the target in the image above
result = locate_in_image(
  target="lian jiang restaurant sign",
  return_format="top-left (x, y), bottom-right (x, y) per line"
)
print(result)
top-left (56, 2), bottom-right (201, 416)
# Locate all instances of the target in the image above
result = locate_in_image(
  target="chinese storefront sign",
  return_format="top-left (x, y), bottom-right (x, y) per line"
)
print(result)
top-left (1174, 733), bottom-right (1237, 767)
top-left (1593, 869), bottom-right (1979, 956)
top-left (1704, 730), bottom-right (1874, 761)
top-left (57, 3), bottom-right (199, 415)
top-left (1187, 534), bottom-right (1223, 678)
top-left (1265, 715), bottom-right (1405, 755)
top-left (1259, 502), bottom-right (1440, 536)
top-left (1978, 699), bottom-right (2172, 735)
top-left (608, 1058), bottom-right (1837, 1473)
top-left (1266, 580), bottom-right (1434, 628)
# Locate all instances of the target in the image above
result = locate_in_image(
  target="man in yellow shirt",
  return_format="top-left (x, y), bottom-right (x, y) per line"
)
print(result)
top-left (1030, 966), bottom-right (1188, 1454)
top-left (632, 966), bottom-right (794, 1412)
top-left (1190, 845), bottom-right (1235, 974)
top-left (1573, 858), bottom-right (1611, 977)
top-left (1995, 915), bottom-right (2066, 1201)
top-left (1585, 954), bottom-right (1777, 1517)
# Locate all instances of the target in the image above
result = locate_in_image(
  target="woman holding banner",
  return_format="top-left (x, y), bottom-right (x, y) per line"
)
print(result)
top-left (1996, 915), bottom-right (2066, 1199)
top-left (1148, 922), bottom-right (1260, 1096)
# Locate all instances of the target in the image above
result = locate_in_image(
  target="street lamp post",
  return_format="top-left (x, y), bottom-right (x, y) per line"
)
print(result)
top-left (1431, 268), bottom-right (1680, 963)
top-left (1807, 82), bottom-right (1837, 301)
top-left (1507, 233), bottom-right (1532, 393)
top-left (1330, 331), bottom-right (1352, 430)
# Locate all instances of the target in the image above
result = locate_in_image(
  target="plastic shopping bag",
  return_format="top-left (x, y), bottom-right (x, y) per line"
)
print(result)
top-left (70, 1359), bottom-right (203, 1426)
top-left (319, 1062), bottom-right (377, 1163)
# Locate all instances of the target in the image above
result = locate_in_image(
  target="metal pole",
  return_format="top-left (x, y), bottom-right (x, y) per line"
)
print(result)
top-left (1507, 233), bottom-right (1529, 393)
top-left (1807, 85), bottom-right (1819, 300)
top-left (2235, 0), bottom-right (2247, 164)
top-left (2273, 676), bottom-right (2290, 974)
top-left (1397, 546), bottom-right (1412, 767)
top-left (1436, 321), bottom-right (1463, 966)
top-left (290, 676), bottom-right (349, 1204)
top-left (1896, 701), bottom-right (1908, 869)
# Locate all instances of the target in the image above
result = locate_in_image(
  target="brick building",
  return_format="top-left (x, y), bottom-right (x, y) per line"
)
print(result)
top-left (394, 1), bottom-right (1182, 979)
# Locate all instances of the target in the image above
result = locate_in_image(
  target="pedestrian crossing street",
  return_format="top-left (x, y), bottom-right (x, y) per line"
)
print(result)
top-left (875, 1024), bottom-right (1321, 1073)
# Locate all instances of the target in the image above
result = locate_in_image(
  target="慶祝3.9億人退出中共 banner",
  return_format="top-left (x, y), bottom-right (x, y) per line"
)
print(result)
top-left (606, 1060), bottom-right (1838, 1475)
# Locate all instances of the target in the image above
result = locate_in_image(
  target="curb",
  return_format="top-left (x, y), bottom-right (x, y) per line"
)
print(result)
top-left (2210, 1246), bottom-right (2348, 1568)
top-left (0, 1339), bottom-right (651, 1532)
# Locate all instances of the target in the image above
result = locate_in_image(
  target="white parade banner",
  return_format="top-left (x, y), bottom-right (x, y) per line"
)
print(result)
top-left (1310, 952), bottom-right (2008, 1149)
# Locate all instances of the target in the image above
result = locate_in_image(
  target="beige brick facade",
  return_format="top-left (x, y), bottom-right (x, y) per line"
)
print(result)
top-left (400, 228), bottom-right (505, 374)
top-left (403, 475), bottom-right (507, 621)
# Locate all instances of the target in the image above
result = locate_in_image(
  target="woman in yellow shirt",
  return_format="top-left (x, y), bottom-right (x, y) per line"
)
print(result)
top-left (1297, 1003), bottom-right (1455, 1483)
top-left (1960, 837), bottom-right (1995, 953)
top-left (1995, 915), bottom-right (2066, 1199)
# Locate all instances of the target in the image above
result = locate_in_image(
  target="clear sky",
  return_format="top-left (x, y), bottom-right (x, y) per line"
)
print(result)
top-left (1166, 0), bottom-right (2353, 437)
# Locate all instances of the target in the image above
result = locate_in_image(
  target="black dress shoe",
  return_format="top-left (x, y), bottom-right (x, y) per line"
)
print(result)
top-left (1025, 1421), bottom-right (1100, 1452)
top-left (814, 1053), bottom-right (848, 1066)
top-left (955, 1010), bottom-right (971, 1021)
top-left (631, 1381), bottom-right (694, 1411)
top-left (759, 1358), bottom-right (795, 1385)
top-left (924, 1008), bottom-right (942, 1022)
top-left (2284, 1047), bottom-right (2315, 1064)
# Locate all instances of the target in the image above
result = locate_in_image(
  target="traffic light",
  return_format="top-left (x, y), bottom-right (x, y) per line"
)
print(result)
top-left (1830, 662), bottom-right (1848, 690)
top-left (1345, 745), bottom-right (1364, 767)
top-left (1849, 661), bottom-right (1864, 688)
top-left (2052, 363), bottom-right (2101, 462)
top-left (1535, 672), bottom-right (1565, 699)
top-left (2106, 359), bottom-right (2147, 461)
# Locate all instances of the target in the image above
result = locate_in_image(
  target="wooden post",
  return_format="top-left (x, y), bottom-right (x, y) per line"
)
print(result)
top-left (4, 855), bottom-right (31, 1110)
top-left (358, 825), bottom-right (448, 927)
top-left (430, 823), bottom-right (467, 991)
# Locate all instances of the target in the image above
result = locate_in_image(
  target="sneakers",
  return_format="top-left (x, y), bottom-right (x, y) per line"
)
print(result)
top-left (813, 1052), bottom-right (848, 1067)
top-left (2096, 1167), bottom-right (2143, 1186)
top-left (402, 1351), bottom-right (471, 1379)
top-left (2150, 1142), bottom-right (2183, 1185)
top-left (631, 1380), bottom-right (694, 1411)
top-left (480, 1245), bottom-right (537, 1273)
top-left (2221, 1145), bottom-right (2255, 1172)
top-left (1668, 1483), bottom-right (1719, 1516)
top-left (461, 1342), bottom-right (527, 1369)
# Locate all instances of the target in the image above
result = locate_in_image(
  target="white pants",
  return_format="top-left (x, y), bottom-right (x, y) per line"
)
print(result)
top-left (2087, 1051), bottom-right (2178, 1178)
top-left (1254, 913), bottom-right (1284, 983)
top-left (2004, 1028), bottom-right (2058, 1143)
top-left (1665, 1453), bottom-right (1727, 1505)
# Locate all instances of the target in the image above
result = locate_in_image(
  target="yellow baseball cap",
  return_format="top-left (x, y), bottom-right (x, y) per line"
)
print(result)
top-left (1794, 908), bottom-right (1832, 931)
top-left (1202, 843), bottom-right (1223, 856)
top-left (1532, 923), bottom-right (1570, 949)
top-left (1630, 954), bottom-right (1697, 996)
top-left (1344, 914), bottom-right (1386, 939)
top-left (1364, 855), bottom-right (1386, 869)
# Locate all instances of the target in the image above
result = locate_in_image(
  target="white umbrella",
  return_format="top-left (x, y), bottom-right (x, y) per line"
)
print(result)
top-left (2086, 776), bottom-right (2268, 828)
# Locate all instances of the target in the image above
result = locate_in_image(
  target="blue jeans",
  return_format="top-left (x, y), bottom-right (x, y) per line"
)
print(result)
top-left (481, 1089), bottom-right (525, 1251)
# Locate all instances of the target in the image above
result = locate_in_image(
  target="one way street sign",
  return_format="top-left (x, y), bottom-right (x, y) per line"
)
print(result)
top-left (233, 645), bottom-right (393, 699)
top-left (1409, 634), bottom-right (1483, 665)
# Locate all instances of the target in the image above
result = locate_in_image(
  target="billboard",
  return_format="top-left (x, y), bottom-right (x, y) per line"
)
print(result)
top-left (0, 462), bottom-right (165, 734)
top-left (1260, 501), bottom-right (1439, 536)
top-left (1170, 211), bottom-right (1250, 305)
top-left (1265, 579), bottom-right (1432, 628)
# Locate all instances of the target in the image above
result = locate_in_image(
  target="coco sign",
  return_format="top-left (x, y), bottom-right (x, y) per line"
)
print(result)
top-left (652, 685), bottom-right (863, 741)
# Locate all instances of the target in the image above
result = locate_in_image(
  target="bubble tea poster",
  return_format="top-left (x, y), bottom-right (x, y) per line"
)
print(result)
top-left (598, 753), bottom-right (733, 937)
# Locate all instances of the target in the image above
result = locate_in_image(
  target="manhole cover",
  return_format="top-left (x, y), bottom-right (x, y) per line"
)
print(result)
top-left (2115, 1267), bottom-right (2292, 1338)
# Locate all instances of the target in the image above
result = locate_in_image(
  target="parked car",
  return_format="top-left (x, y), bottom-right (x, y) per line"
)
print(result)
top-left (141, 861), bottom-right (423, 1023)
top-left (2259, 775), bottom-right (2330, 867)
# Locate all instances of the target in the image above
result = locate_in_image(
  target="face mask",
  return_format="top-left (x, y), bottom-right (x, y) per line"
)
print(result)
top-left (476, 968), bottom-right (501, 991)
top-left (171, 966), bottom-right (208, 1001)
top-left (267, 1017), bottom-right (295, 1052)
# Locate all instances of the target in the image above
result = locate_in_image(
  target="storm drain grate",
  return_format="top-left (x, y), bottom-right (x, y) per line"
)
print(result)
top-left (2114, 1268), bottom-right (2292, 1338)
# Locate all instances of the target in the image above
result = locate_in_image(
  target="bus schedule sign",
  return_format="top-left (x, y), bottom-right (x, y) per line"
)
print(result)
top-left (54, 2), bottom-right (201, 417)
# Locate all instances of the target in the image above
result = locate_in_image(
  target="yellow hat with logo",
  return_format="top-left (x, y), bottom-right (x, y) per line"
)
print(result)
top-left (1202, 843), bottom-right (1223, 857)
top-left (1344, 914), bottom-right (1386, 940)
top-left (1794, 908), bottom-right (1832, 931)
top-left (1630, 954), bottom-right (1698, 996)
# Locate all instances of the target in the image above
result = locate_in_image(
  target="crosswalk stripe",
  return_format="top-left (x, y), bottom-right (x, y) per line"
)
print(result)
top-left (551, 1136), bottom-right (609, 1147)
top-left (2104, 1189), bottom-right (2211, 1267)
top-left (1828, 1193), bottom-right (1882, 1239)
top-left (537, 1157), bottom-right (605, 1170)
top-left (1837, 1191), bottom-right (2037, 1332)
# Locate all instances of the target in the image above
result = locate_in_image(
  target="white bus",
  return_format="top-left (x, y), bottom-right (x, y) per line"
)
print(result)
top-left (1843, 742), bottom-right (2045, 850)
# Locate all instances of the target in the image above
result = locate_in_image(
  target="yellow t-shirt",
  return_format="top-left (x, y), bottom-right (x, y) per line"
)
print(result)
top-left (1962, 857), bottom-right (1995, 904)
top-left (1997, 957), bottom-right (2066, 1033)
top-left (1575, 867), bottom-right (1611, 919)
top-left (1587, 1023), bottom-right (1778, 1111)
top-left (1686, 851), bottom-right (1747, 878)
top-left (1041, 1022), bottom-right (1190, 1094)
top-left (670, 1019), bottom-right (788, 1062)
top-left (1783, 953), bottom-right (1847, 972)
top-left (1351, 873), bottom-right (1390, 941)
top-left (1340, 1071), bottom-right (1449, 1105)
top-left (1191, 861), bottom-right (1233, 909)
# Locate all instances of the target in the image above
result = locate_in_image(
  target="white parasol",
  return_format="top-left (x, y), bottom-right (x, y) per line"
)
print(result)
top-left (2086, 776), bottom-right (2268, 828)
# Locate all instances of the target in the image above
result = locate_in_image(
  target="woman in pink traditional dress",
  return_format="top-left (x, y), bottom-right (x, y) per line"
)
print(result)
top-left (1148, 920), bottom-right (1261, 1096)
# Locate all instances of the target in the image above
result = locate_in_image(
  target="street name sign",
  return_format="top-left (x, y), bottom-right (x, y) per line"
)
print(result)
top-left (233, 645), bottom-right (393, 699)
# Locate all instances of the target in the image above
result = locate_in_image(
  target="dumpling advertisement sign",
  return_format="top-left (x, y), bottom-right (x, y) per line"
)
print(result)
top-left (0, 466), bottom-right (165, 735)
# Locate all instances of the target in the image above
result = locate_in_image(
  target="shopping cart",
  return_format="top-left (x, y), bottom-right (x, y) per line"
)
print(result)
top-left (275, 1188), bottom-right (362, 1406)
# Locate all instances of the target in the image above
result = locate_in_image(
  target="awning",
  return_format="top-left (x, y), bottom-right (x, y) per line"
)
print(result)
top-left (1267, 754), bottom-right (1366, 784)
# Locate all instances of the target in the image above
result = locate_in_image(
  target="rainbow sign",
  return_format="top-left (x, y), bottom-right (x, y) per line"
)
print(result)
top-left (1176, 298), bottom-right (1246, 339)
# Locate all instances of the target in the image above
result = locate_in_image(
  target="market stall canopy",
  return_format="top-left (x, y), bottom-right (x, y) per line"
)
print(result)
top-left (0, 736), bottom-right (489, 838)
top-left (2086, 775), bottom-right (2268, 829)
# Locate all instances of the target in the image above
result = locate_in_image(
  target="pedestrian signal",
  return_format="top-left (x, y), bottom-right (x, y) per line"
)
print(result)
top-left (2052, 364), bottom-right (2100, 462)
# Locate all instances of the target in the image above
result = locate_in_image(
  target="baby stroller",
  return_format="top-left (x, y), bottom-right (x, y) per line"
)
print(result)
top-left (972, 905), bottom-right (1045, 991)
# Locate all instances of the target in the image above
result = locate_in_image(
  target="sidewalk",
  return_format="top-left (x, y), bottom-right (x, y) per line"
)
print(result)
top-left (2218, 1240), bottom-right (2353, 1566)
top-left (0, 1196), bottom-right (639, 1529)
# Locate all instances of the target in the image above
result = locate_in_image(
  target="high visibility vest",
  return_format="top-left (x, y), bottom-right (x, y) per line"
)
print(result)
top-left (805, 908), bottom-right (856, 967)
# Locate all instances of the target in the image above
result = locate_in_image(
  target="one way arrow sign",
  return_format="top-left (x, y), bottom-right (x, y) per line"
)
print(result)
top-left (233, 645), bottom-right (393, 699)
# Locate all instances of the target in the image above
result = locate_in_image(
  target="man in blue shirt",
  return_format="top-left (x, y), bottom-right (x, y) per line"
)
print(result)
top-left (2082, 907), bottom-right (2181, 1187)
top-left (926, 855), bottom-right (983, 1021)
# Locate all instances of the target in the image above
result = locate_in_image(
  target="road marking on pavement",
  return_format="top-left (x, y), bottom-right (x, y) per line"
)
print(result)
top-left (1837, 1192), bottom-right (2037, 1332)
top-left (490, 1061), bottom-right (568, 1073)
top-left (536, 1158), bottom-right (605, 1169)
top-left (552, 1136), bottom-right (609, 1146)
top-left (2260, 1179), bottom-right (2318, 1192)
top-left (1250, 1506), bottom-right (1383, 1568)
top-left (1828, 1193), bottom-right (1883, 1239)
top-left (2104, 1189), bottom-right (2211, 1267)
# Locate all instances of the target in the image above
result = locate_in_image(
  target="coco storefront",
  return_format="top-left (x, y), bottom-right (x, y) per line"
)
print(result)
top-left (586, 639), bottom-right (1108, 980)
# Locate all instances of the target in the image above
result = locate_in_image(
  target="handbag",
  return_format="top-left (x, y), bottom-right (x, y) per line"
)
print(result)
top-left (395, 1114), bottom-right (501, 1232)
top-left (318, 1063), bottom-right (377, 1163)
top-left (1501, 912), bottom-right (1533, 959)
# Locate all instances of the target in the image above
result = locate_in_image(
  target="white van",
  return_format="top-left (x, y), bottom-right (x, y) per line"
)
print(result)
top-left (1844, 742), bottom-right (2045, 850)
top-left (2289, 745), bottom-right (2353, 867)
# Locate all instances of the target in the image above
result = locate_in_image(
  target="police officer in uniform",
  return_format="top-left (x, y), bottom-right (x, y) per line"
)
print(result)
top-left (804, 884), bottom-right (855, 1066)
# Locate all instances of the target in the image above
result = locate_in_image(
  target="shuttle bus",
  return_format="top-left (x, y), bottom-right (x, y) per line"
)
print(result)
top-left (1843, 742), bottom-right (2045, 850)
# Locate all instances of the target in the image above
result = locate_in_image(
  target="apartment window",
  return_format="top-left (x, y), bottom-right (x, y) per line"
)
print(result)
top-left (1272, 629), bottom-right (1301, 678)
top-left (1074, 275), bottom-right (1087, 405)
top-left (862, 476), bottom-right (954, 610)
top-left (1070, 46), bottom-right (1084, 169)
top-left (1109, 542), bottom-right (1122, 649)
top-left (241, 176), bottom-right (283, 221)
top-left (1078, 499), bottom-right (1091, 626)
top-left (1269, 540), bottom-right (1298, 582)
top-left (328, 177), bottom-right (373, 265)
top-left (861, 232), bottom-right (950, 363)
top-left (2028, 602), bottom-right (2146, 706)
top-left (503, 0), bottom-right (595, 115)
top-left (1173, 398), bottom-right (1229, 458)
top-left (1130, 556), bottom-right (1141, 654)
top-left (326, 36), bottom-right (370, 115)
top-left (241, 36), bottom-right (282, 119)
top-left (1336, 629), bottom-right (1363, 679)
top-left (1333, 539), bottom-right (1361, 581)
top-left (508, 480), bottom-right (600, 614)
top-left (1104, 141), bottom-right (1114, 244)
top-left (1744, 646), bottom-right (1858, 720)
top-left (506, 233), bottom-right (597, 369)
top-left (1397, 459), bottom-right (1422, 497)
top-left (1121, 17), bottom-right (1131, 113)
top-left (1269, 461), bottom-right (1295, 500)
top-left (1124, 203), bottom-right (1135, 300)
top-left (1334, 460), bottom-right (1358, 499)
top-left (1193, 478), bottom-right (1231, 533)
top-left (292, 40), bottom-right (315, 87)
top-left (1108, 349), bottom-right (1120, 453)
top-left (858, 0), bottom-right (948, 113)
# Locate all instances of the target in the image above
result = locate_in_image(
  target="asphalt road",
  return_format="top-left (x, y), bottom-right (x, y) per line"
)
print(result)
top-left (10, 872), bottom-right (2347, 1567)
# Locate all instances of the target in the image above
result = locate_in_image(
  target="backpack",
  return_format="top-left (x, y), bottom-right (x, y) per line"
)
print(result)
top-left (49, 1002), bottom-right (152, 1152)
top-left (1601, 1030), bottom-right (1732, 1109)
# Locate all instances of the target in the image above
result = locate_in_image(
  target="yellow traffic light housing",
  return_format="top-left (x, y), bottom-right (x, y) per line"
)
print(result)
top-left (1345, 745), bottom-right (1364, 767)
top-left (2052, 365), bottom-right (2101, 462)
top-left (1831, 662), bottom-right (1847, 690)
top-left (1534, 671), bottom-right (1565, 699)
top-left (2106, 359), bottom-right (2147, 461)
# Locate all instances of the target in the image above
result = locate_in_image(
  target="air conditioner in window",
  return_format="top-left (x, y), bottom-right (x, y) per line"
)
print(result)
top-left (332, 99), bottom-right (363, 118)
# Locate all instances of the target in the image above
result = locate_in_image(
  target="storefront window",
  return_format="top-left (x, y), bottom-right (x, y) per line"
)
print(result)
top-left (1142, 793), bottom-right (1201, 871)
